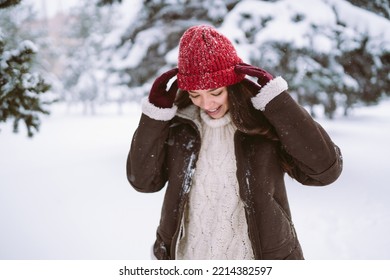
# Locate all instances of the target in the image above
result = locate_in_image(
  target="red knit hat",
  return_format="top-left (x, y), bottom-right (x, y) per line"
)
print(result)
top-left (177, 25), bottom-right (245, 91)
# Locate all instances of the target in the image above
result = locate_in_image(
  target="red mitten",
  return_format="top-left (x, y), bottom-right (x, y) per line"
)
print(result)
top-left (234, 63), bottom-right (273, 88)
top-left (149, 68), bottom-right (179, 108)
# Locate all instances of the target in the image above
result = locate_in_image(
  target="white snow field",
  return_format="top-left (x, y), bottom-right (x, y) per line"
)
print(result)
top-left (1, 99), bottom-right (389, 260)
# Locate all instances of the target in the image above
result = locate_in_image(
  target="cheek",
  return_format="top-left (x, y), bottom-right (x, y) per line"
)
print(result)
top-left (190, 98), bottom-right (201, 107)
top-left (212, 95), bottom-right (226, 105)
top-left (220, 95), bottom-right (229, 107)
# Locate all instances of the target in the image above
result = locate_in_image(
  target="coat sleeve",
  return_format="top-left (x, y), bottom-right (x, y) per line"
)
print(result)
top-left (126, 98), bottom-right (177, 193)
top-left (253, 78), bottom-right (343, 186)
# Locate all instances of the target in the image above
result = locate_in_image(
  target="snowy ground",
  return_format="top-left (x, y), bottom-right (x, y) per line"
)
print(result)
top-left (0, 99), bottom-right (389, 260)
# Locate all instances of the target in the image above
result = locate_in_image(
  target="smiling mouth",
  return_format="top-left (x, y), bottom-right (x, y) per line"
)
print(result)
top-left (206, 106), bottom-right (221, 116)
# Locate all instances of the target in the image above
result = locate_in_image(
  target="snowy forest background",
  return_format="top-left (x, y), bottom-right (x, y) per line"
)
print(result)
top-left (1, 0), bottom-right (389, 136)
top-left (1, 0), bottom-right (390, 260)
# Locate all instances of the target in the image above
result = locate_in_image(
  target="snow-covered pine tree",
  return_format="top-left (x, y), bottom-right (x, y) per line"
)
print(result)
top-left (345, 0), bottom-right (389, 19)
top-left (0, 0), bottom-right (52, 137)
top-left (98, 0), bottom-right (389, 118)
top-left (97, 0), bottom-right (122, 5)
top-left (227, 0), bottom-right (389, 118)
top-left (0, 0), bottom-right (21, 9)
top-left (61, 0), bottom-right (117, 114)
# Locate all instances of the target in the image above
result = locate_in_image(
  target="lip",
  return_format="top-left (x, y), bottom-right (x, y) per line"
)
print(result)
top-left (206, 106), bottom-right (221, 117)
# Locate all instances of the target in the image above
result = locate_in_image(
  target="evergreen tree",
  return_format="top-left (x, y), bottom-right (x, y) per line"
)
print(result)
top-left (0, 0), bottom-right (21, 9)
top-left (0, 1), bottom-right (52, 137)
top-left (97, 0), bottom-right (122, 5)
top-left (61, 0), bottom-right (117, 113)
top-left (97, 0), bottom-right (389, 118)
top-left (230, 0), bottom-right (389, 118)
top-left (345, 0), bottom-right (389, 19)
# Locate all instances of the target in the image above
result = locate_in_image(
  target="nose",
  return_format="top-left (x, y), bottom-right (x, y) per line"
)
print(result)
top-left (202, 96), bottom-right (214, 110)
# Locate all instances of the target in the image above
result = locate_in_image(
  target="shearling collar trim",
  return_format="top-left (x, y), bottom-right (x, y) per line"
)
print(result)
top-left (176, 104), bottom-right (202, 133)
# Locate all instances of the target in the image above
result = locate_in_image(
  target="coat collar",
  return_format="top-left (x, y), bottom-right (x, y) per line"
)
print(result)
top-left (176, 104), bottom-right (203, 134)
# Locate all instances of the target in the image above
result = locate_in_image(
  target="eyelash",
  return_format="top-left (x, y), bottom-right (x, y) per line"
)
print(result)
top-left (189, 91), bottom-right (222, 99)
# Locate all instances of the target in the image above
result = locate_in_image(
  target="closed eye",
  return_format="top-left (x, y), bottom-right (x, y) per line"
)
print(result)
top-left (211, 91), bottom-right (223, 96)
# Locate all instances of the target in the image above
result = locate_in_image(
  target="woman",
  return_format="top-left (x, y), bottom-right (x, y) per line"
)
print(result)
top-left (126, 25), bottom-right (343, 260)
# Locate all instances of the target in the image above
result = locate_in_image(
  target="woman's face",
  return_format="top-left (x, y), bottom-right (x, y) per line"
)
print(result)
top-left (188, 87), bottom-right (229, 119)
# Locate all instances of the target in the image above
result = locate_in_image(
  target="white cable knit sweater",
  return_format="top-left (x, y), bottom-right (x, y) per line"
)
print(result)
top-left (176, 110), bottom-right (254, 260)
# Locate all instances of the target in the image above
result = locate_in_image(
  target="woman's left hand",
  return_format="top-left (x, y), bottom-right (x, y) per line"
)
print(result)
top-left (235, 63), bottom-right (273, 88)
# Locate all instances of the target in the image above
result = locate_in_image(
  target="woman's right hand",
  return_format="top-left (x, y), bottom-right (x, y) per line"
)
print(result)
top-left (149, 68), bottom-right (179, 108)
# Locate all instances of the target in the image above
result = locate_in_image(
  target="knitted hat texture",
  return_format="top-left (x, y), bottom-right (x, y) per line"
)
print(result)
top-left (177, 25), bottom-right (245, 91)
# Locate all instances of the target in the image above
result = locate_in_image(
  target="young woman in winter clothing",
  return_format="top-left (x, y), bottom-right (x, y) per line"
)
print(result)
top-left (126, 25), bottom-right (343, 260)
